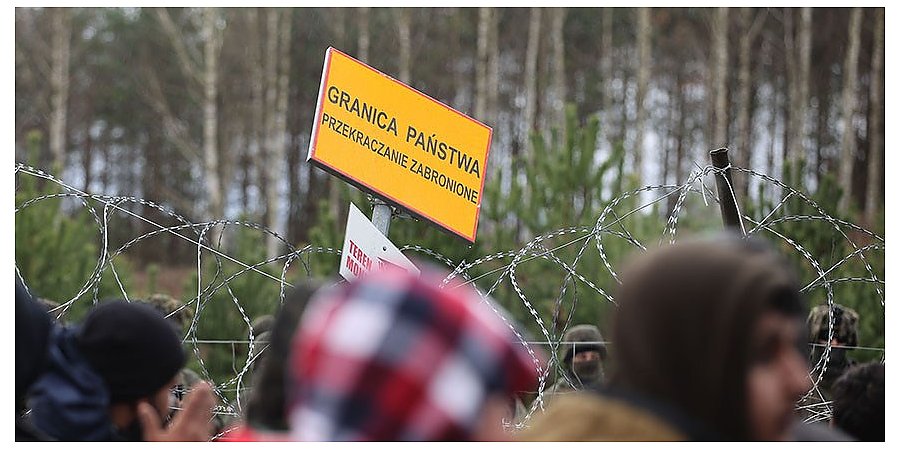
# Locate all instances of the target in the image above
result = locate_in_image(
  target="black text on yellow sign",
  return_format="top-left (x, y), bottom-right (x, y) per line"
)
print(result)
top-left (307, 47), bottom-right (492, 243)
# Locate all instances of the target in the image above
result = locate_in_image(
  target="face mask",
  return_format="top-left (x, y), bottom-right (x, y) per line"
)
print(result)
top-left (811, 346), bottom-right (848, 369)
top-left (572, 359), bottom-right (603, 385)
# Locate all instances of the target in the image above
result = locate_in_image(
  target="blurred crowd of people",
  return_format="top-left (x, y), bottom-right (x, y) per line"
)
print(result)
top-left (15, 234), bottom-right (884, 442)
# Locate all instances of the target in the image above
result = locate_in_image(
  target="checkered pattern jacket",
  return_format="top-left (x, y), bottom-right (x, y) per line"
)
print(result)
top-left (287, 269), bottom-right (539, 441)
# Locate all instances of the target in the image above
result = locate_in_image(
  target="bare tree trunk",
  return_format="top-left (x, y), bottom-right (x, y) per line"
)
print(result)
top-left (634, 7), bottom-right (651, 185)
top-left (155, 7), bottom-right (226, 235)
top-left (262, 8), bottom-right (279, 235)
top-left (838, 8), bottom-right (862, 213)
top-left (601, 8), bottom-right (613, 133)
top-left (358, 7), bottom-right (370, 61)
top-left (550, 7), bottom-right (566, 132)
top-left (487, 8), bottom-right (500, 127)
top-left (712, 7), bottom-right (728, 148)
top-left (795, 8), bottom-right (812, 172)
top-left (523, 7), bottom-right (541, 154)
top-left (736, 9), bottom-right (765, 197)
top-left (781, 6), bottom-right (811, 182)
top-left (783, 8), bottom-right (797, 170)
top-left (864, 8), bottom-right (884, 225)
top-left (248, 9), bottom-right (266, 222)
top-left (50, 8), bottom-right (70, 174)
top-left (668, 70), bottom-right (687, 214)
top-left (397, 8), bottom-right (411, 84)
top-left (475, 7), bottom-right (489, 121)
top-left (82, 121), bottom-right (93, 192)
top-left (322, 6), bottom-right (342, 232)
top-left (266, 9), bottom-right (292, 259)
top-left (332, 8), bottom-right (345, 49)
top-left (202, 8), bottom-right (224, 237)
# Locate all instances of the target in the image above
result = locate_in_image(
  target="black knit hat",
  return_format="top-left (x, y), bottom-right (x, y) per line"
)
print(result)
top-left (77, 300), bottom-right (186, 403)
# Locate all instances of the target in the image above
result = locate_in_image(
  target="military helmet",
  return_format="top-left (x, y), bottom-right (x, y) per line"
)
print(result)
top-left (248, 331), bottom-right (271, 374)
top-left (137, 293), bottom-right (194, 332)
top-left (251, 315), bottom-right (276, 336)
top-left (807, 304), bottom-right (859, 347)
top-left (559, 324), bottom-right (607, 365)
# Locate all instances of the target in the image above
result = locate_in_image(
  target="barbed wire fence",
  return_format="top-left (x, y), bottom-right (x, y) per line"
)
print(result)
top-left (14, 155), bottom-right (884, 433)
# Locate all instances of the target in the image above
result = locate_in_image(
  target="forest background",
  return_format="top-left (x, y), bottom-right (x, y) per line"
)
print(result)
top-left (14, 7), bottom-right (885, 396)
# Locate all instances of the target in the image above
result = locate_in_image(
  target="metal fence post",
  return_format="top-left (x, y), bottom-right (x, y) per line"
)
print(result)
top-left (709, 147), bottom-right (745, 234)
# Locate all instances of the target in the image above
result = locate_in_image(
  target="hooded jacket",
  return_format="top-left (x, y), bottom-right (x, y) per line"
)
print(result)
top-left (520, 236), bottom-right (804, 441)
top-left (544, 324), bottom-right (606, 395)
top-left (27, 326), bottom-right (116, 441)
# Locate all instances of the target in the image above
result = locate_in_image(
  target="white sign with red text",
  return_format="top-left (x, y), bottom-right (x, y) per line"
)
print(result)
top-left (339, 203), bottom-right (420, 281)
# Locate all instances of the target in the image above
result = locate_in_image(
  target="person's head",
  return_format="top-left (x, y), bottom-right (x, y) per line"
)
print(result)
top-left (806, 304), bottom-right (859, 386)
top-left (831, 362), bottom-right (884, 441)
top-left (807, 304), bottom-right (859, 347)
top-left (76, 300), bottom-right (186, 435)
top-left (559, 324), bottom-right (606, 387)
top-left (287, 269), bottom-right (539, 441)
top-left (610, 235), bottom-right (810, 441)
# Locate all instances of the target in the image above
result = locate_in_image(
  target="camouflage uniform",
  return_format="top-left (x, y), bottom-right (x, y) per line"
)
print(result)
top-left (137, 293), bottom-right (195, 334)
top-left (807, 304), bottom-right (859, 389)
top-left (542, 325), bottom-right (607, 401)
top-left (800, 304), bottom-right (860, 422)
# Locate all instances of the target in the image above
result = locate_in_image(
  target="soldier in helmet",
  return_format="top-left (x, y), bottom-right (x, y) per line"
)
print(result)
top-left (807, 304), bottom-right (859, 394)
top-left (542, 324), bottom-right (607, 401)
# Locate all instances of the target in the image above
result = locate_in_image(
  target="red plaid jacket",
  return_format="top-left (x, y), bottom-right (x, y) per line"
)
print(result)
top-left (287, 269), bottom-right (540, 441)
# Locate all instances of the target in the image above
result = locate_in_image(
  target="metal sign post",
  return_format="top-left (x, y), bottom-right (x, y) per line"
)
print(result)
top-left (371, 199), bottom-right (392, 237)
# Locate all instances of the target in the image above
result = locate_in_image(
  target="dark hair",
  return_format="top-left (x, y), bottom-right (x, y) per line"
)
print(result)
top-left (831, 362), bottom-right (884, 441)
top-left (610, 234), bottom-right (803, 440)
top-left (243, 280), bottom-right (323, 431)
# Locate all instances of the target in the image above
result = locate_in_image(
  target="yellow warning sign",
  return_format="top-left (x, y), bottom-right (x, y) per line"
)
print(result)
top-left (307, 47), bottom-right (492, 243)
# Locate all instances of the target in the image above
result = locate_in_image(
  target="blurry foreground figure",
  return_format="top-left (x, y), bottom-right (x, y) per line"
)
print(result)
top-left (16, 277), bottom-right (53, 440)
top-left (287, 269), bottom-right (540, 441)
top-left (830, 362), bottom-right (884, 441)
top-left (520, 235), bottom-right (813, 441)
top-left (217, 281), bottom-right (322, 441)
top-left (27, 300), bottom-right (215, 441)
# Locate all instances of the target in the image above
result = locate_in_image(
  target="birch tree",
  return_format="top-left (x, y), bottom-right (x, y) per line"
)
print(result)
top-left (735, 8), bottom-right (765, 197)
top-left (265, 9), bottom-right (292, 258)
top-left (634, 7), bottom-right (650, 185)
top-left (397, 8), bottom-right (411, 84)
top-left (475, 7), bottom-right (490, 121)
top-left (487, 8), bottom-right (499, 127)
top-left (601, 8), bottom-right (613, 134)
top-left (864, 8), bottom-right (884, 225)
top-left (49, 8), bottom-right (71, 174)
top-left (358, 7), bottom-right (370, 62)
top-left (523, 7), bottom-right (542, 155)
top-left (711, 7), bottom-right (728, 148)
top-left (838, 8), bottom-right (862, 213)
top-left (154, 8), bottom-right (226, 235)
top-left (550, 7), bottom-right (566, 133)
top-left (783, 7), bottom-right (811, 176)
